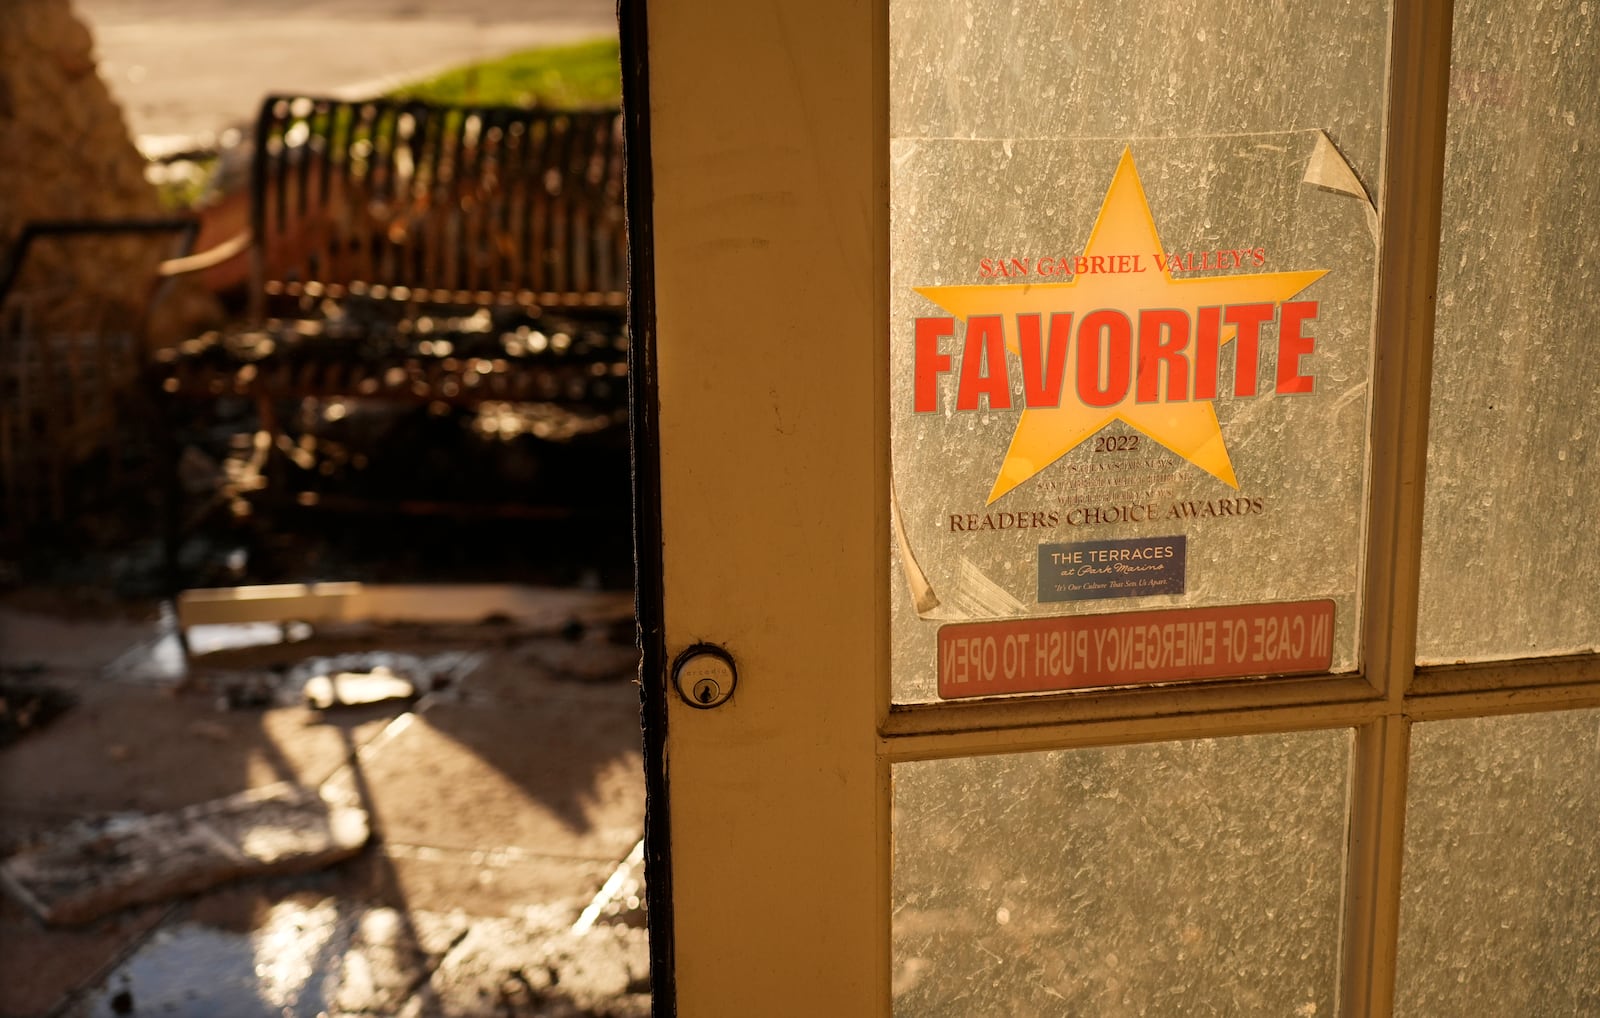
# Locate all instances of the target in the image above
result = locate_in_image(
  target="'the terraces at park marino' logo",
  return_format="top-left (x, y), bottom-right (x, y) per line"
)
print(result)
top-left (911, 149), bottom-right (1328, 504)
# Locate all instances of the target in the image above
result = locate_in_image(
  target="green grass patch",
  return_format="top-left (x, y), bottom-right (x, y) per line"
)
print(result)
top-left (148, 156), bottom-right (219, 212)
top-left (388, 37), bottom-right (622, 109)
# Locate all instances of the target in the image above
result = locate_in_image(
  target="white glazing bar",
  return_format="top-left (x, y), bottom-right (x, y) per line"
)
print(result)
top-left (1344, 0), bottom-right (1458, 1015)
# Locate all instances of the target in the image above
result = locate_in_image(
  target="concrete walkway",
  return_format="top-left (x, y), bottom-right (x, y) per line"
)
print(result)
top-left (75, 0), bottom-right (618, 153)
top-left (0, 589), bottom-right (648, 1017)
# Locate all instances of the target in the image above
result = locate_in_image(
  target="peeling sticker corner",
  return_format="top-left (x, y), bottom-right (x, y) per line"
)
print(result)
top-left (892, 481), bottom-right (941, 615)
top-left (1303, 130), bottom-right (1379, 241)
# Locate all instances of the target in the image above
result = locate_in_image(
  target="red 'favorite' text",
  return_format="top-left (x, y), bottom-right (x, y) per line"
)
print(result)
top-left (913, 302), bottom-right (1318, 413)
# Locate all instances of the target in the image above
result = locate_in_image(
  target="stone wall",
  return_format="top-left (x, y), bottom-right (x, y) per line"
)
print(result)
top-left (0, 0), bottom-right (168, 335)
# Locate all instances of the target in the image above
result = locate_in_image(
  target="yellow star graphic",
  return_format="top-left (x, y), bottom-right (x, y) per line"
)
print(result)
top-left (915, 148), bottom-right (1326, 504)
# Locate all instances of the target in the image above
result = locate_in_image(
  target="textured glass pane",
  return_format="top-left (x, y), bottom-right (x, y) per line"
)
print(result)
top-left (888, 1), bottom-right (1391, 701)
top-left (893, 729), bottom-right (1352, 1017)
top-left (1416, 0), bottom-right (1600, 662)
top-left (1395, 709), bottom-right (1600, 1016)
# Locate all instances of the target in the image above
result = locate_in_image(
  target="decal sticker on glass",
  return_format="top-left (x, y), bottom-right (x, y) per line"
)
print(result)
top-left (890, 136), bottom-right (1377, 699)
top-left (938, 600), bottom-right (1335, 699)
top-left (913, 149), bottom-right (1326, 501)
top-left (1038, 536), bottom-right (1187, 603)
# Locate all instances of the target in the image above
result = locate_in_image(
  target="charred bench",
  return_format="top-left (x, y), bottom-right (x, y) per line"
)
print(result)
top-left (1, 218), bottom-right (196, 537)
top-left (151, 95), bottom-right (629, 562)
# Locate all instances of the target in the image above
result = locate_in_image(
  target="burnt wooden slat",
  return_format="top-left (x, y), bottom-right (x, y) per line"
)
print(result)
top-left (418, 105), bottom-right (450, 299)
top-left (329, 102), bottom-right (358, 286)
top-left (293, 98), bottom-right (315, 225)
top-left (460, 110), bottom-right (489, 295)
top-left (480, 110), bottom-right (513, 293)
top-left (401, 104), bottom-right (432, 292)
top-left (499, 118), bottom-right (529, 294)
top-left (523, 116), bottom-right (552, 296)
top-left (376, 102), bottom-right (409, 290)
top-left (546, 114), bottom-right (575, 296)
top-left (443, 106), bottom-right (471, 293)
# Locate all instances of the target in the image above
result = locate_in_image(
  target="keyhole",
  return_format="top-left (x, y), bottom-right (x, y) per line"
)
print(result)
top-left (675, 649), bottom-right (736, 709)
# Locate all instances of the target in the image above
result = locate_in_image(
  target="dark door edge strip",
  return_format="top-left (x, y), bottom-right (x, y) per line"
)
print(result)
top-left (618, 0), bottom-right (676, 1014)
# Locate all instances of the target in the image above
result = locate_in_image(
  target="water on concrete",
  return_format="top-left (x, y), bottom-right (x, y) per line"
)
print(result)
top-left (70, 902), bottom-right (347, 1018)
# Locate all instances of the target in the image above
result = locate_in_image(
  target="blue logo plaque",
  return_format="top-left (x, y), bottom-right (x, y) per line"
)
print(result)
top-left (1038, 536), bottom-right (1187, 603)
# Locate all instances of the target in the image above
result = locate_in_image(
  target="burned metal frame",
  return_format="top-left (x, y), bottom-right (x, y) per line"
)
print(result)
top-left (0, 217), bottom-right (199, 310)
top-left (0, 217), bottom-right (200, 533)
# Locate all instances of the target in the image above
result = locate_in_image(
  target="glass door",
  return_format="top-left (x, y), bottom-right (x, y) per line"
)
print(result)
top-left (628, 0), bottom-right (1600, 1013)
